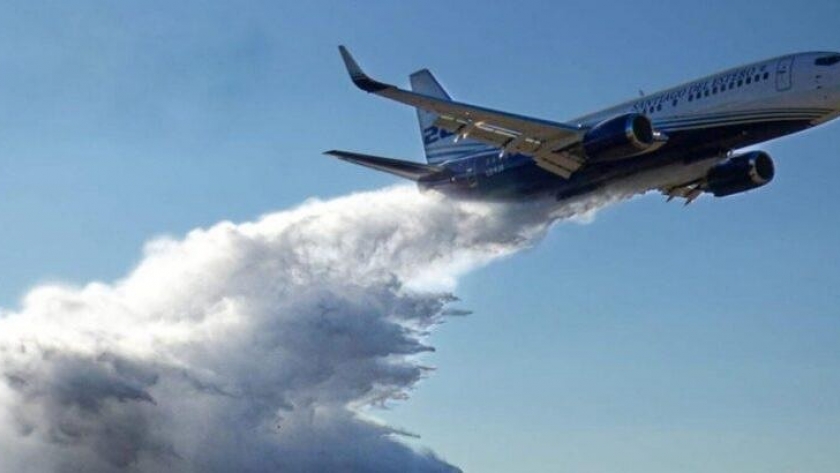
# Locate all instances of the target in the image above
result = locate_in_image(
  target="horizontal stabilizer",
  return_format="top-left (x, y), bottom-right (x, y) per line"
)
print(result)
top-left (324, 150), bottom-right (450, 182)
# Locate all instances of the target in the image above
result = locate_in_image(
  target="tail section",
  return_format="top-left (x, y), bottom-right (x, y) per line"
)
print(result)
top-left (409, 69), bottom-right (494, 165)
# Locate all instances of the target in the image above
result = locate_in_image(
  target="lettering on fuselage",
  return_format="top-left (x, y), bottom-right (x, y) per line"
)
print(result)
top-left (631, 64), bottom-right (769, 113)
top-left (422, 126), bottom-right (456, 145)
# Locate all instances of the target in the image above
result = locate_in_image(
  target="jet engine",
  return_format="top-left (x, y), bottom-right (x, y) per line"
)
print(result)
top-left (706, 151), bottom-right (775, 197)
top-left (582, 113), bottom-right (656, 162)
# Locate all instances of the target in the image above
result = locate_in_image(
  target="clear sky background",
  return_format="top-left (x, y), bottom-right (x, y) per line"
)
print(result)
top-left (1, 1), bottom-right (839, 472)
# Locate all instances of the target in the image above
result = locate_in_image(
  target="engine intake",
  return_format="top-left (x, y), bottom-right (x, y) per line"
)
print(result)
top-left (583, 113), bottom-right (655, 162)
top-left (706, 151), bottom-right (775, 197)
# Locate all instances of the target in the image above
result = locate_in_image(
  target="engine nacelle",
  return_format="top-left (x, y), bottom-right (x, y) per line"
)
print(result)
top-left (582, 113), bottom-right (655, 162)
top-left (706, 151), bottom-right (775, 197)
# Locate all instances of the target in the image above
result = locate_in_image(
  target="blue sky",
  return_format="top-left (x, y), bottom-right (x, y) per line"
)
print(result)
top-left (0, 1), bottom-right (839, 472)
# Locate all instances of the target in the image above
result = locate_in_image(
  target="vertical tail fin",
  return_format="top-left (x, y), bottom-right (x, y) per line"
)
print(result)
top-left (409, 69), bottom-right (494, 165)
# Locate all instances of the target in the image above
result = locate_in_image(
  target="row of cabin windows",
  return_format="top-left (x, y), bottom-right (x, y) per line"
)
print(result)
top-left (643, 71), bottom-right (772, 114)
top-left (687, 71), bottom-right (771, 102)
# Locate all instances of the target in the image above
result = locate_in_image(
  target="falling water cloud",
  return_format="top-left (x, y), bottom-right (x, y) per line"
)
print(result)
top-left (0, 184), bottom-right (635, 472)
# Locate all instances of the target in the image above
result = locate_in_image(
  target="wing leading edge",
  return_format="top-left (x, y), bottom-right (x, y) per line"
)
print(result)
top-left (337, 46), bottom-right (588, 178)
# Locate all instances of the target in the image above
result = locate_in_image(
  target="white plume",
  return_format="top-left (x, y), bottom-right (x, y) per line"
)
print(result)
top-left (0, 184), bottom-right (630, 472)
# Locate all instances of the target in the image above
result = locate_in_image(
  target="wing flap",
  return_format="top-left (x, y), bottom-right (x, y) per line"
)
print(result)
top-left (661, 180), bottom-right (705, 205)
top-left (533, 152), bottom-right (585, 179)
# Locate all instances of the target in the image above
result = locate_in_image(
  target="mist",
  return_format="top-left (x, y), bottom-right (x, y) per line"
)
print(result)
top-left (0, 185), bottom-right (628, 472)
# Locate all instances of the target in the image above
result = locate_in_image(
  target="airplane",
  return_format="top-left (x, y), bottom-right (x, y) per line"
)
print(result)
top-left (326, 46), bottom-right (840, 204)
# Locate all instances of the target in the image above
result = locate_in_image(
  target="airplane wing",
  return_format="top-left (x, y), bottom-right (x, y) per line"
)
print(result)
top-left (324, 150), bottom-right (450, 181)
top-left (338, 46), bottom-right (588, 178)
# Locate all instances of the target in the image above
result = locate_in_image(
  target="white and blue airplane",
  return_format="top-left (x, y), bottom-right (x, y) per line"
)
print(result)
top-left (327, 47), bottom-right (840, 204)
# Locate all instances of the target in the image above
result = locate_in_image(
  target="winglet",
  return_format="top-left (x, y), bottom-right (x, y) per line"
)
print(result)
top-left (338, 45), bottom-right (391, 93)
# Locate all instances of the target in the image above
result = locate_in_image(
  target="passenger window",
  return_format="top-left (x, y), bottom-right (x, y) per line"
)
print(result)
top-left (763, 72), bottom-right (769, 80)
top-left (704, 90), bottom-right (710, 97)
top-left (713, 87), bottom-right (718, 94)
top-left (672, 99), bottom-right (678, 107)
top-left (754, 74), bottom-right (761, 82)
top-left (746, 77), bottom-right (752, 84)
top-left (738, 79), bottom-right (743, 87)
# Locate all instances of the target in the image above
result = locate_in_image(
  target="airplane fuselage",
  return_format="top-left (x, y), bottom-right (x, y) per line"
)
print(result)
top-left (418, 52), bottom-right (840, 201)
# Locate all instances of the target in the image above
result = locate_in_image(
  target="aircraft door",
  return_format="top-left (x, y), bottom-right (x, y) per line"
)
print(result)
top-left (776, 56), bottom-right (794, 91)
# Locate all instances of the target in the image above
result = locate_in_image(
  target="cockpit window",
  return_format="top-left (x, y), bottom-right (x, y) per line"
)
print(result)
top-left (815, 54), bottom-right (840, 66)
